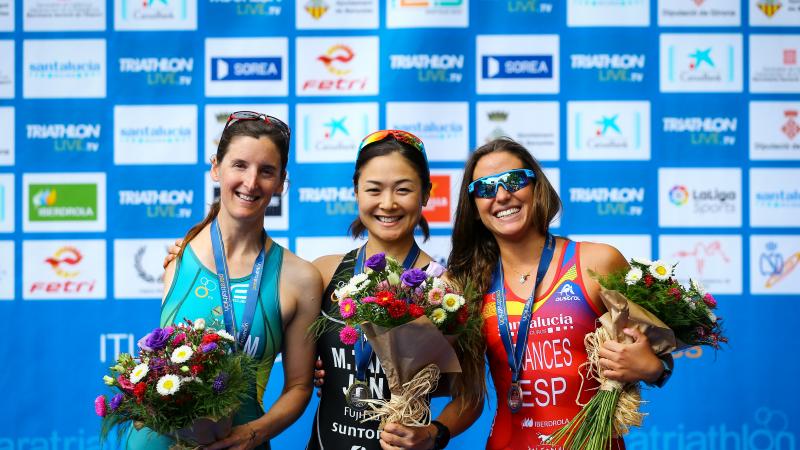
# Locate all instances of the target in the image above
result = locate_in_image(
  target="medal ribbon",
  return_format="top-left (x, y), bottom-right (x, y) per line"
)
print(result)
top-left (210, 218), bottom-right (266, 352)
top-left (492, 234), bottom-right (556, 384)
top-left (352, 242), bottom-right (421, 382)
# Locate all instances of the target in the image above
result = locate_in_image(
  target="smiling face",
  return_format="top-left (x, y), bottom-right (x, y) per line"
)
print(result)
top-left (471, 151), bottom-right (537, 242)
top-left (211, 135), bottom-right (284, 224)
top-left (355, 151), bottom-right (426, 244)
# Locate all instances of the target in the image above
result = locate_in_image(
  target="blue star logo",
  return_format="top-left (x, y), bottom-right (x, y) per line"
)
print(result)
top-left (323, 117), bottom-right (348, 138)
top-left (595, 115), bottom-right (621, 135)
top-left (689, 48), bottom-right (714, 69)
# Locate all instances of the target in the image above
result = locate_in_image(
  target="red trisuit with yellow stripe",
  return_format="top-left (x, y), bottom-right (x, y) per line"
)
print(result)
top-left (481, 240), bottom-right (625, 450)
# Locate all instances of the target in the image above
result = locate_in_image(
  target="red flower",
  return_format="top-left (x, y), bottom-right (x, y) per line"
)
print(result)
top-left (202, 333), bottom-right (220, 345)
top-left (191, 364), bottom-right (204, 376)
top-left (409, 304), bottom-right (425, 318)
top-left (668, 287), bottom-right (682, 301)
top-left (133, 382), bottom-right (146, 403)
top-left (456, 306), bottom-right (469, 325)
top-left (644, 275), bottom-right (654, 287)
top-left (387, 300), bottom-right (408, 319)
top-left (376, 291), bottom-right (394, 306)
top-left (703, 293), bottom-right (718, 308)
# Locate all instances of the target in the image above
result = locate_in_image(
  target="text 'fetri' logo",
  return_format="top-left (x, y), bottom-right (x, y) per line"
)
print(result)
top-left (29, 184), bottom-right (97, 222)
top-left (319, 45), bottom-right (354, 76)
top-left (211, 57), bottom-right (281, 81)
top-left (482, 55), bottom-right (552, 79)
top-left (46, 246), bottom-right (82, 278)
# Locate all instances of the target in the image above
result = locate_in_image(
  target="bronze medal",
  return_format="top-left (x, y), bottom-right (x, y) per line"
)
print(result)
top-left (507, 382), bottom-right (523, 413)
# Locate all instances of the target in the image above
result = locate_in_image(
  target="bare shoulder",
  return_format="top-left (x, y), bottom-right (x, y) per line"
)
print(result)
top-left (312, 254), bottom-right (345, 287)
top-left (578, 241), bottom-right (629, 278)
top-left (281, 250), bottom-right (324, 293)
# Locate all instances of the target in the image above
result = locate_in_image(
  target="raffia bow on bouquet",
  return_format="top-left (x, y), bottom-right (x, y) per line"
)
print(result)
top-left (359, 317), bottom-right (463, 427)
top-left (546, 259), bottom-right (727, 450)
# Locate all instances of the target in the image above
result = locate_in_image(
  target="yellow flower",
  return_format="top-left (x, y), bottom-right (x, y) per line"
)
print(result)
top-left (648, 260), bottom-right (672, 281)
top-left (442, 294), bottom-right (461, 312)
top-left (171, 345), bottom-right (193, 364)
top-left (430, 308), bottom-right (447, 324)
top-left (129, 363), bottom-right (149, 384)
top-left (156, 374), bottom-right (181, 396)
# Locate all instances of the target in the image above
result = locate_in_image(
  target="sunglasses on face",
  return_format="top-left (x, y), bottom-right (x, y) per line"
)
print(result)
top-left (224, 111), bottom-right (291, 141)
top-left (358, 129), bottom-right (427, 163)
top-left (468, 169), bottom-right (536, 198)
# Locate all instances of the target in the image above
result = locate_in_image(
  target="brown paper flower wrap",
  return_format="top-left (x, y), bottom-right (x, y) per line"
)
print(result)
top-left (359, 316), bottom-right (463, 428)
top-left (171, 414), bottom-right (235, 449)
top-left (547, 259), bottom-right (727, 450)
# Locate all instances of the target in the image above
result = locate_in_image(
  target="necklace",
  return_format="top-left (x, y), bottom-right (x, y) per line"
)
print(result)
top-left (508, 266), bottom-right (534, 285)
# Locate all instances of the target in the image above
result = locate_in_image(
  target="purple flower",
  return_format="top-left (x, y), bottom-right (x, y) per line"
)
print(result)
top-left (140, 327), bottom-right (172, 352)
top-left (400, 268), bottom-right (427, 288)
top-left (212, 372), bottom-right (228, 394)
top-left (149, 357), bottom-right (167, 371)
top-left (425, 261), bottom-right (445, 278)
top-left (201, 342), bottom-right (218, 353)
top-left (365, 252), bottom-right (387, 271)
top-left (110, 393), bottom-right (124, 411)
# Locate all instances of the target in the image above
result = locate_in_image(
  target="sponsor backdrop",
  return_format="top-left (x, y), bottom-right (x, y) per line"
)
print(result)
top-left (1, 0), bottom-right (799, 448)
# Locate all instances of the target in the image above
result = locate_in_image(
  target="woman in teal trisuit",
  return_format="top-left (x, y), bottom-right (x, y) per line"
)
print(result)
top-left (126, 112), bottom-right (322, 450)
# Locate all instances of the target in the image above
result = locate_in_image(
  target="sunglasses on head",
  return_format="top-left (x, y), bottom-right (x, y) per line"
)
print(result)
top-left (224, 111), bottom-right (291, 141)
top-left (358, 130), bottom-right (427, 163)
top-left (468, 169), bottom-right (536, 198)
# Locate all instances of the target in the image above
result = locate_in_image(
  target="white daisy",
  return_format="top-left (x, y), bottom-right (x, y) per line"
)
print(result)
top-left (632, 257), bottom-right (653, 266)
top-left (430, 308), bottom-right (447, 324)
top-left (170, 345), bottom-right (194, 364)
top-left (442, 294), bottom-right (461, 312)
top-left (648, 260), bottom-right (673, 281)
top-left (624, 268), bottom-right (644, 285)
top-left (216, 330), bottom-right (235, 342)
top-left (156, 374), bottom-right (181, 396)
top-left (129, 363), bottom-right (149, 384)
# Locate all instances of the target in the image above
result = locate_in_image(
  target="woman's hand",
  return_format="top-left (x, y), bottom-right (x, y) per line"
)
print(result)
top-left (162, 239), bottom-right (183, 269)
top-left (313, 358), bottom-right (325, 397)
top-left (599, 327), bottom-right (663, 384)
top-left (204, 422), bottom-right (262, 450)
top-left (379, 423), bottom-right (435, 450)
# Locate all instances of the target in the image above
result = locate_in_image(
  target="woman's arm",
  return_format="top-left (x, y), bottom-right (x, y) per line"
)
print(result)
top-left (580, 242), bottom-right (664, 385)
top-left (206, 254), bottom-right (323, 450)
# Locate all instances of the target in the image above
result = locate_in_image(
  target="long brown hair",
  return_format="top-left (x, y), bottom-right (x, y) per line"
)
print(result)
top-left (348, 134), bottom-right (431, 241)
top-left (177, 118), bottom-right (291, 259)
top-left (447, 138), bottom-right (561, 295)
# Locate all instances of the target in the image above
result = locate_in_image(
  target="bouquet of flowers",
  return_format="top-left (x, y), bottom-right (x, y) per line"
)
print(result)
top-left (312, 252), bottom-right (482, 427)
top-left (546, 259), bottom-right (727, 450)
top-left (96, 318), bottom-right (258, 449)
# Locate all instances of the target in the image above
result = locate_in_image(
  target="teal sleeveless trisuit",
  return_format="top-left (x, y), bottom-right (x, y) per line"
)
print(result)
top-left (124, 241), bottom-right (284, 449)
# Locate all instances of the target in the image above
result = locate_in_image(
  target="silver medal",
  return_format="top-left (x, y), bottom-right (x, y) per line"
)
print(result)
top-left (507, 382), bottom-right (523, 413)
top-left (345, 380), bottom-right (371, 411)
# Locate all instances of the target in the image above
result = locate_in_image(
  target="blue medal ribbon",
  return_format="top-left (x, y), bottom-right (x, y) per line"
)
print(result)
top-left (352, 242), bottom-right (421, 382)
top-left (492, 234), bottom-right (556, 384)
top-left (210, 218), bottom-right (267, 352)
